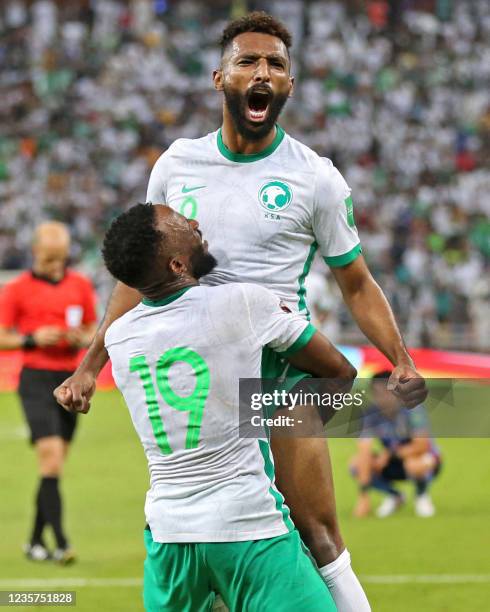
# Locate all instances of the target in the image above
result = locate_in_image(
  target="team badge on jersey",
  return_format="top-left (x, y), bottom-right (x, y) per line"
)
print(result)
top-left (258, 181), bottom-right (293, 213)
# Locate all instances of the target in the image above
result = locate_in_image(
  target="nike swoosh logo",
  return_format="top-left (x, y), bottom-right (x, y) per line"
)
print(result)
top-left (182, 185), bottom-right (206, 193)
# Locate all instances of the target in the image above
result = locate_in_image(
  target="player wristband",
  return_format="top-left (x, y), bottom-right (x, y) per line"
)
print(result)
top-left (22, 334), bottom-right (37, 350)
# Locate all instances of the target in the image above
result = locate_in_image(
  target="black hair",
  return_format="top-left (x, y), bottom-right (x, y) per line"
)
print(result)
top-left (219, 11), bottom-right (292, 56)
top-left (102, 203), bottom-right (163, 289)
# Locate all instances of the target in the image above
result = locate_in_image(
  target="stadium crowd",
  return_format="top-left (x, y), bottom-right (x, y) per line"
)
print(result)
top-left (0, 0), bottom-right (488, 350)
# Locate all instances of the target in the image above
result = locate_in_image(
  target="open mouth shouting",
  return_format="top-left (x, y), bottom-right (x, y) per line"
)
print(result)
top-left (246, 86), bottom-right (273, 123)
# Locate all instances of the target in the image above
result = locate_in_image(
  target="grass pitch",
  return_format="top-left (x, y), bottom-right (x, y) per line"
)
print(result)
top-left (1, 390), bottom-right (489, 611)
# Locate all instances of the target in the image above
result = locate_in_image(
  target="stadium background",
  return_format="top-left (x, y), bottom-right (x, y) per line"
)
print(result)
top-left (0, 1), bottom-right (489, 611)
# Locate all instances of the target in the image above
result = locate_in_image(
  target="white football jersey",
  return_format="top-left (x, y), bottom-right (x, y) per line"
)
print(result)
top-left (105, 283), bottom-right (315, 543)
top-left (146, 126), bottom-right (361, 318)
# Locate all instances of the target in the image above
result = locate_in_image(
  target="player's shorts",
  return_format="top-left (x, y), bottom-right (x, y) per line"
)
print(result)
top-left (261, 346), bottom-right (312, 392)
top-left (143, 527), bottom-right (336, 612)
top-left (382, 454), bottom-right (442, 481)
top-left (18, 367), bottom-right (77, 444)
top-left (260, 346), bottom-right (312, 419)
top-left (261, 347), bottom-right (340, 427)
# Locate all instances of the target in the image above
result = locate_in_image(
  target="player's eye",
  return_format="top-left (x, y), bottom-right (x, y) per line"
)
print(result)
top-left (238, 59), bottom-right (254, 66)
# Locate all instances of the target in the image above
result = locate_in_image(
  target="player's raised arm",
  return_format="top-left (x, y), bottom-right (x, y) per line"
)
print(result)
top-left (330, 255), bottom-right (427, 408)
top-left (54, 281), bottom-right (141, 413)
top-left (312, 159), bottom-right (427, 408)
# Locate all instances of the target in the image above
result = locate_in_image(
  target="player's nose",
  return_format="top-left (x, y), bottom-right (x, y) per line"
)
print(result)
top-left (253, 58), bottom-right (271, 83)
top-left (189, 219), bottom-right (199, 231)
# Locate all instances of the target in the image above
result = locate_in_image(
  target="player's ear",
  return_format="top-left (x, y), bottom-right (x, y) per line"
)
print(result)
top-left (169, 256), bottom-right (188, 276)
top-left (288, 76), bottom-right (294, 98)
top-left (213, 68), bottom-right (224, 91)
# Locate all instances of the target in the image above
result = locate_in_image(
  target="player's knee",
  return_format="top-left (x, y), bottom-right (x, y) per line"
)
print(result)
top-left (37, 443), bottom-right (64, 476)
top-left (297, 510), bottom-right (341, 544)
top-left (40, 462), bottom-right (63, 477)
top-left (404, 457), bottom-right (428, 478)
top-left (39, 454), bottom-right (63, 476)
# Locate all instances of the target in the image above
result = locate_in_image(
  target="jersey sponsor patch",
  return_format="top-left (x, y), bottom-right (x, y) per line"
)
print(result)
top-left (258, 181), bottom-right (293, 213)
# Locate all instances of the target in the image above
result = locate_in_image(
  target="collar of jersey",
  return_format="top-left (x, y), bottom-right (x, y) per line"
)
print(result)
top-left (31, 270), bottom-right (66, 285)
top-left (142, 286), bottom-right (193, 307)
top-left (217, 125), bottom-right (285, 163)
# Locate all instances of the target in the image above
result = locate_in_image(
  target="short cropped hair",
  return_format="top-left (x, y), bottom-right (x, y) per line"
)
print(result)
top-left (219, 11), bottom-right (292, 56)
top-left (102, 203), bottom-right (163, 288)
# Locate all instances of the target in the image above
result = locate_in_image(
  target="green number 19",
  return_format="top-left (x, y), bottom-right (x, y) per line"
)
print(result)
top-left (129, 347), bottom-right (210, 455)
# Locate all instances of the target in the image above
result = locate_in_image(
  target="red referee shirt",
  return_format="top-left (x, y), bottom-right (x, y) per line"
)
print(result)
top-left (0, 269), bottom-right (97, 371)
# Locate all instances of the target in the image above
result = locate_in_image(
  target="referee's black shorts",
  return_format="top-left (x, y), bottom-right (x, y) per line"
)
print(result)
top-left (18, 367), bottom-right (77, 444)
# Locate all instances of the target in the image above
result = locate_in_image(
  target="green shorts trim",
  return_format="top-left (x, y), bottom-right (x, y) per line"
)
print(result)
top-left (143, 528), bottom-right (336, 612)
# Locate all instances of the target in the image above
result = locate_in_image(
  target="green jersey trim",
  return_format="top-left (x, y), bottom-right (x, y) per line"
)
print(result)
top-left (258, 439), bottom-right (294, 532)
top-left (142, 286), bottom-right (193, 307)
top-left (324, 243), bottom-right (362, 267)
top-left (297, 241), bottom-right (318, 320)
top-left (281, 323), bottom-right (317, 358)
top-left (217, 125), bottom-right (285, 163)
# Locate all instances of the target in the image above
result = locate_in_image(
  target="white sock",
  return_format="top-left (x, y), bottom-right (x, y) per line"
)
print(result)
top-left (320, 549), bottom-right (371, 612)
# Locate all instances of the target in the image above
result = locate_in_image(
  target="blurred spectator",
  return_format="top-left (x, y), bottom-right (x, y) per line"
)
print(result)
top-left (0, 0), bottom-right (488, 349)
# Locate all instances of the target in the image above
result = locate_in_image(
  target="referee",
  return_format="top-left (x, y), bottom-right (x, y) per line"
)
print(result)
top-left (0, 222), bottom-right (97, 564)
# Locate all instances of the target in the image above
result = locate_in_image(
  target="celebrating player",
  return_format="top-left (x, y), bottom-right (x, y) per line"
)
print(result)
top-left (94, 202), bottom-right (357, 611)
top-left (55, 12), bottom-right (427, 610)
top-left (0, 222), bottom-right (97, 563)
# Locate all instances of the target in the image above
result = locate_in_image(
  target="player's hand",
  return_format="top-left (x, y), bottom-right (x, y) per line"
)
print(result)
top-left (54, 370), bottom-right (96, 414)
top-left (33, 326), bottom-right (64, 347)
top-left (387, 364), bottom-right (428, 409)
top-left (65, 327), bottom-right (85, 349)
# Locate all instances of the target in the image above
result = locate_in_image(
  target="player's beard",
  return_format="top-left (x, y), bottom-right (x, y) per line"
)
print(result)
top-left (223, 85), bottom-right (289, 142)
top-left (190, 244), bottom-right (218, 279)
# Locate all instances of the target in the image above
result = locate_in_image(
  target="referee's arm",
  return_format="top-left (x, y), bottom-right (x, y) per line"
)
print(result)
top-left (0, 325), bottom-right (63, 350)
top-left (0, 325), bottom-right (25, 349)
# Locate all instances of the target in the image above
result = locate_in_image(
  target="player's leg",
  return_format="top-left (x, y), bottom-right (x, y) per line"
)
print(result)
top-left (143, 528), bottom-right (214, 612)
top-left (207, 529), bottom-right (336, 612)
top-left (374, 456), bottom-right (406, 518)
top-left (404, 453), bottom-right (440, 517)
top-left (262, 350), bottom-right (370, 612)
top-left (272, 435), bottom-right (370, 611)
top-left (271, 434), bottom-right (342, 563)
top-left (349, 451), bottom-right (375, 518)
